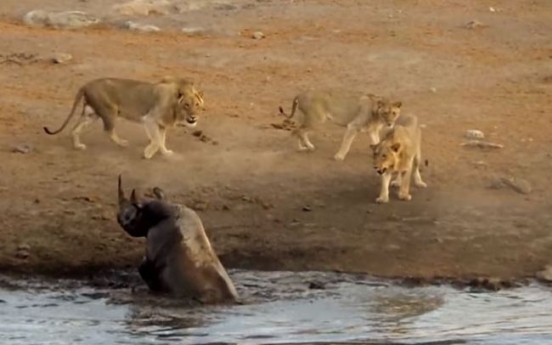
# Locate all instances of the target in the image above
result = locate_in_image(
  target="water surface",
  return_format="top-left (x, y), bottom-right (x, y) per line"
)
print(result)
top-left (0, 270), bottom-right (550, 345)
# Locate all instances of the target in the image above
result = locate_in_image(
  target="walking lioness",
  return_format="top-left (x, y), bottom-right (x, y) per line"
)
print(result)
top-left (278, 89), bottom-right (402, 161)
top-left (371, 113), bottom-right (427, 203)
top-left (43, 76), bottom-right (204, 159)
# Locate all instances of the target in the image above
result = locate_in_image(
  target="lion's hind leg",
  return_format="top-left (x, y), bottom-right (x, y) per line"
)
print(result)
top-left (413, 153), bottom-right (427, 188)
top-left (71, 105), bottom-right (98, 150)
top-left (334, 124), bottom-right (360, 161)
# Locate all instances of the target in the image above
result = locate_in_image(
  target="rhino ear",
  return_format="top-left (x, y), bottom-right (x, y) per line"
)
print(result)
top-left (130, 188), bottom-right (141, 206)
top-left (152, 187), bottom-right (165, 200)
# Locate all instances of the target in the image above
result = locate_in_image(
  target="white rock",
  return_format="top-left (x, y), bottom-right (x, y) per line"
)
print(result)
top-left (23, 10), bottom-right (100, 29)
top-left (465, 129), bottom-right (484, 139)
top-left (52, 53), bottom-right (73, 64)
top-left (124, 21), bottom-right (160, 32)
top-left (113, 0), bottom-right (171, 16)
top-left (181, 27), bottom-right (205, 35)
top-left (252, 31), bottom-right (265, 40)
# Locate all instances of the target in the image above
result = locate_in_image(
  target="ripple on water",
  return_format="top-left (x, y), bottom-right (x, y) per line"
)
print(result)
top-left (0, 270), bottom-right (551, 345)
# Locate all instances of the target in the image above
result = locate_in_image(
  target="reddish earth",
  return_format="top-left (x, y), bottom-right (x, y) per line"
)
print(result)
top-left (1, 0), bottom-right (551, 282)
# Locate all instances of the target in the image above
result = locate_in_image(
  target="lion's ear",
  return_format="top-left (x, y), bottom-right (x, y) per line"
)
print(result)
top-left (369, 144), bottom-right (378, 151)
top-left (393, 101), bottom-right (402, 108)
top-left (390, 143), bottom-right (401, 152)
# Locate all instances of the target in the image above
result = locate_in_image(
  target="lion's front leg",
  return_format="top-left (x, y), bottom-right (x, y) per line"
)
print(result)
top-left (334, 125), bottom-right (359, 161)
top-left (158, 126), bottom-right (174, 156)
top-left (376, 171), bottom-right (392, 204)
top-left (142, 119), bottom-right (162, 159)
top-left (398, 161), bottom-right (414, 201)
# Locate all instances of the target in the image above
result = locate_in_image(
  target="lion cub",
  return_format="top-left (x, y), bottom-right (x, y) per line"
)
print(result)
top-left (279, 89), bottom-right (402, 161)
top-left (371, 113), bottom-right (427, 203)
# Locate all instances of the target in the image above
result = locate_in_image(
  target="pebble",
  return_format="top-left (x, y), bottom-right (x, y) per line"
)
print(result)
top-left (12, 144), bottom-right (33, 154)
top-left (181, 27), bottom-right (205, 36)
top-left (465, 20), bottom-right (486, 29)
top-left (252, 31), bottom-right (265, 40)
top-left (124, 21), bottom-right (160, 32)
top-left (500, 177), bottom-right (532, 195)
top-left (536, 265), bottom-right (552, 283)
top-left (52, 53), bottom-right (73, 64)
top-left (23, 10), bottom-right (100, 29)
top-left (465, 129), bottom-right (485, 139)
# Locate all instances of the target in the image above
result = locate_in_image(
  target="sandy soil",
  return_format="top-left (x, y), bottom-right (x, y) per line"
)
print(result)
top-left (1, 0), bottom-right (552, 282)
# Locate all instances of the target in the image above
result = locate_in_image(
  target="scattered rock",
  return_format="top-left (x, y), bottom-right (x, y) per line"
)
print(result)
top-left (12, 144), bottom-right (34, 154)
top-left (215, 3), bottom-right (237, 11)
top-left (489, 7), bottom-right (496, 12)
top-left (174, 1), bottom-right (208, 13)
top-left (429, 87), bottom-right (437, 93)
top-left (23, 10), bottom-right (100, 29)
top-left (112, 0), bottom-right (171, 16)
top-left (51, 53), bottom-right (73, 64)
top-left (308, 281), bottom-right (325, 290)
top-left (16, 244), bottom-right (31, 259)
top-left (1, 53), bottom-right (40, 66)
top-left (536, 266), bottom-right (552, 283)
top-left (124, 21), bottom-right (160, 32)
top-left (500, 177), bottom-right (532, 195)
top-left (465, 129), bottom-right (484, 139)
top-left (192, 130), bottom-right (203, 137)
top-left (252, 31), bottom-right (265, 40)
top-left (302, 206), bottom-right (312, 212)
top-left (467, 277), bottom-right (512, 292)
top-left (181, 27), bottom-right (205, 36)
top-left (465, 20), bottom-right (486, 29)
top-left (188, 199), bottom-right (208, 211)
top-left (461, 140), bottom-right (503, 149)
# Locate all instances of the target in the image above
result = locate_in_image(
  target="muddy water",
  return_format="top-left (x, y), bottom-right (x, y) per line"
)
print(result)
top-left (0, 270), bottom-right (551, 345)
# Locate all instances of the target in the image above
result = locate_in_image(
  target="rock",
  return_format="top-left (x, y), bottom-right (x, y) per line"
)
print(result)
top-left (174, 1), bottom-right (208, 13)
top-left (489, 7), bottom-right (496, 12)
top-left (465, 20), bottom-right (486, 29)
top-left (181, 27), bottom-right (205, 36)
top-left (302, 206), bottom-right (312, 212)
top-left (252, 31), bottom-right (265, 40)
top-left (500, 177), bottom-right (532, 195)
top-left (536, 266), bottom-right (552, 283)
top-left (16, 244), bottom-right (31, 259)
top-left (308, 281), bottom-right (325, 290)
top-left (12, 144), bottom-right (33, 154)
top-left (215, 4), bottom-right (237, 11)
top-left (124, 21), bottom-right (160, 32)
top-left (52, 53), bottom-right (73, 64)
top-left (23, 10), bottom-right (100, 29)
top-left (465, 129), bottom-right (484, 139)
top-left (192, 130), bottom-right (203, 137)
top-left (461, 140), bottom-right (503, 149)
top-left (429, 87), bottom-right (437, 93)
top-left (112, 0), bottom-right (171, 16)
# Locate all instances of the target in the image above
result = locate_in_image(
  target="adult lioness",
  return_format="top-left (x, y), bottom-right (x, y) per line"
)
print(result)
top-left (370, 113), bottom-right (427, 204)
top-left (43, 76), bottom-right (204, 159)
top-left (116, 175), bottom-right (238, 304)
top-left (278, 89), bottom-right (402, 161)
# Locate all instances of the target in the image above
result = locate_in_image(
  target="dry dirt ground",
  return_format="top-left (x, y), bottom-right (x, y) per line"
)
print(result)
top-left (1, 0), bottom-right (552, 283)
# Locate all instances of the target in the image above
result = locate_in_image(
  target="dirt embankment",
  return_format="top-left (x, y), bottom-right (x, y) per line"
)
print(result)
top-left (1, 0), bottom-right (552, 285)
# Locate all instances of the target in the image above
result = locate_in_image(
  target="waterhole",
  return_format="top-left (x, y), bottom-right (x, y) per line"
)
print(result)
top-left (0, 270), bottom-right (550, 345)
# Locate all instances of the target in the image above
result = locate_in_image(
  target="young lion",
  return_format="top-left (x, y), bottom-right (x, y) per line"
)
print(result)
top-left (371, 113), bottom-right (427, 204)
top-left (278, 89), bottom-right (402, 161)
top-left (43, 76), bottom-right (204, 159)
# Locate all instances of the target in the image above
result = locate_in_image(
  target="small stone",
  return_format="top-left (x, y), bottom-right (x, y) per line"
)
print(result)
top-left (489, 7), bottom-right (496, 12)
top-left (124, 21), bottom-right (160, 32)
top-left (465, 129), bottom-right (485, 139)
top-left (500, 177), bottom-right (532, 195)
top-left (536, 265), bottom-right (552, 283)
top-left (465, 20), bottom-right (486, 29)
top-left (23, 10), bottom-right (100, 29)
top-left (52, 53), bottom-right (73, 64)
top-left (12, 144), bottom-right (33, 154)
top-left (302, 206), bottom-right (312, 212)
top-left (252, 31), bottom-right (265, 40)
top-left (181, 27), bottom-right (205, 36)
top-left (308, 281), bottom-right (325, 290)
top-left (192, 130), bottom-right (203, 137)
top-left (16, 244), bottom-right (31, 259)
top-left (429, 87), bottom-right (437, 93)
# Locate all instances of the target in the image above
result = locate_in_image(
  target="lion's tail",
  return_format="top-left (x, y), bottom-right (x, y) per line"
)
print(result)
top-left (43, 88), bottom-right (85, 135)
top-left (278, 96), bottom-right (299, 119)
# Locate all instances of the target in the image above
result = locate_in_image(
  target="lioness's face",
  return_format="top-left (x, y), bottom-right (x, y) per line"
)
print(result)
top-left (177, 89), bottom-right (204, 128)
top-left (376, 100), bottom-right (402, 127)
top-left (371, 142), bottom-right (401, 175)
